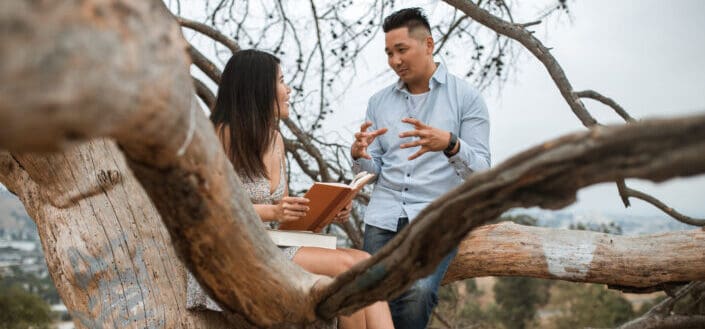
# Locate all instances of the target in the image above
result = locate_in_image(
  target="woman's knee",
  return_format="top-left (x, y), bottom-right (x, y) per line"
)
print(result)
top-left (336, 249), bottom-right (371, 274)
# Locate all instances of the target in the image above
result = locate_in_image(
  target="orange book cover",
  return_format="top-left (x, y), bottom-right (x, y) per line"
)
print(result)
top-left (279, 172), bottom-right (375, 232)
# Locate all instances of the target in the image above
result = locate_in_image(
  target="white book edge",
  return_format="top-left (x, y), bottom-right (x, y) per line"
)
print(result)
top-left (266, 229), bottom-right (337, 249)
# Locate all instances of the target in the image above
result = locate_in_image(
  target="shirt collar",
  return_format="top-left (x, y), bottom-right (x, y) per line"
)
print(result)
top-left (394, 62), bottom-right (447, 93)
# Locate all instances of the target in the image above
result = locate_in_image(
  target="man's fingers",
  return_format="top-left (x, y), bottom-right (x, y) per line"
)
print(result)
top-left (402, 117), bottom-right (425, 128)
top-left (398, 129), bottom-right (421, 138)
top-left (408, 147), bottom-right (428, 160)
top-left (360, 121), bottom-right (373, 132)
top-left (400, 140), bottom-right (422, 149)
top-left (370, 128), bottom-right (388, 137)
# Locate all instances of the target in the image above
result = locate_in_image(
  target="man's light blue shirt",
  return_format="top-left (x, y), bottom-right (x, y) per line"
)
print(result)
top-left (352, 63), bottom-right (491, 232)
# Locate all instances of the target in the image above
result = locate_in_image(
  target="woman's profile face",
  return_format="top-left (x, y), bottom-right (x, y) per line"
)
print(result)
top-left (275, 65), bottom-right (291, 119)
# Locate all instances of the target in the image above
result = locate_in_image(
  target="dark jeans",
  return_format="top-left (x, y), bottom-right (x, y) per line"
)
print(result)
top-left (363, 218), bottom-right (458, 329)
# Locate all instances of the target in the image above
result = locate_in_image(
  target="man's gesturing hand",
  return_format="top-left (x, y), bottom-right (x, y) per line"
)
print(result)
top-left (399, 117), bottom-right (452, 160)
top-left (351, 121), bottom-right (388, 160)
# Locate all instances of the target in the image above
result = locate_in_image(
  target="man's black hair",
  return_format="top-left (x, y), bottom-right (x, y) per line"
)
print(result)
top-left (382, 7), bottom-right (431, 35)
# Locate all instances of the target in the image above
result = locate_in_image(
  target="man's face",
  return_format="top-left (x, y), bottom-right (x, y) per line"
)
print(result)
top-left (385, 27), bottom-right (432, 84)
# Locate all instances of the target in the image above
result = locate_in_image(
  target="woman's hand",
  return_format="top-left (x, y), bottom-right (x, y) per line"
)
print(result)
top-left (334, 201), bottom-right (353, 223)
top-left (275, 196), bottom-right (310, 223)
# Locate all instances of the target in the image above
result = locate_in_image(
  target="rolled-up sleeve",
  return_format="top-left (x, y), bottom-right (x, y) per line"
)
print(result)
top-left (447, 91), bottom-right (491, 179)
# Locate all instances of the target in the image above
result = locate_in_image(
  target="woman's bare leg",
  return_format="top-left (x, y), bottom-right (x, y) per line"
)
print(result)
top-left (365, 302), bottom-right (394, 329)
top-left (293, 247), bottom-right (394, 329)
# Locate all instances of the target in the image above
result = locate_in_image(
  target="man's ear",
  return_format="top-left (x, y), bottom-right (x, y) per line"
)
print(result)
top-left (426, 35), bottom-right (435, 55)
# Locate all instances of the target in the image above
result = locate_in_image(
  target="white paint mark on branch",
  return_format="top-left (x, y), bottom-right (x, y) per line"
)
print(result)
top-left (540, 231), bottom-right (597, 279)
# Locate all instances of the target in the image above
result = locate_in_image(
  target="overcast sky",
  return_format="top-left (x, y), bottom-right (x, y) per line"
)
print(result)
top-left (325, 0), bottom-right (705, 217)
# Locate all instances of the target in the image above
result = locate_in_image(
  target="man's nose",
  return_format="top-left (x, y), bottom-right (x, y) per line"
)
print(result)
top-left (390, 54), bottom-right (402, 66)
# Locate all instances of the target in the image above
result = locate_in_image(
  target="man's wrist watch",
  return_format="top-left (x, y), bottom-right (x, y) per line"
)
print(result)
top-left (443, 132), bottom-right (458, 157)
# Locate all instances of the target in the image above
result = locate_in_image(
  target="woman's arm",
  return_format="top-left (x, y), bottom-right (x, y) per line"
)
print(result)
top-left (253, 204), bottom-right (280, 222)
top-left (253, 132), bottom-right (309, 223)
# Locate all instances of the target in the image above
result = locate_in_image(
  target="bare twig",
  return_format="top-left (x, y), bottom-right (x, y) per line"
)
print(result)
top-left (619, 185), bottom-right (705, 227)
top-left (575, 89), bottom-right (637, 123)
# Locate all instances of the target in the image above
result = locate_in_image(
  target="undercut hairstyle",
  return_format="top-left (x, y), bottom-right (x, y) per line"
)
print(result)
top-left (382, 7), bottom-right (432, 38)
top-left (210, 49), bottom-right (281, 181)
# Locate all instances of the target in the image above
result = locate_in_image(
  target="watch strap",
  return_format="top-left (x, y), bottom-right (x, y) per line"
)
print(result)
top-left (443, 132), bottom-right (458, 156)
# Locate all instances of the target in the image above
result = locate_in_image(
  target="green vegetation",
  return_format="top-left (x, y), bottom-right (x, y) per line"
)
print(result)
top-left (546, 282), bottom-right (634, 329)
top-left (0, 283), bottom-right (53, 329)
top-left (494, 277), bottom-right (552, 329)
top-left (569, 221), bottom-right (623, 235)
top-left (433, 279), bottom-right (501, 328)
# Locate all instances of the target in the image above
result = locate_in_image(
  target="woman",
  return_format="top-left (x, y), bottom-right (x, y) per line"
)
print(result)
top-left (187, 49), bottom-right (394, 329)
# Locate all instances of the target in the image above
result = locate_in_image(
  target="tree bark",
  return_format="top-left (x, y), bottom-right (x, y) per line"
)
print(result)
top-left (443, 222), bottom-right (705, 286)
top-left (0, 145), bottom-right (234, 328)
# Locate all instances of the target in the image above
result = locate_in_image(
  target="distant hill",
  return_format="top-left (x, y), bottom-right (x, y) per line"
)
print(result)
top-left (511, 208), bottom-right (695, 235)
top-left (0, 189), bottom-right (37, 240)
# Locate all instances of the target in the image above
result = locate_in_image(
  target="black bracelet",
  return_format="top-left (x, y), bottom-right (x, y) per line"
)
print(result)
top-left (443, 132), bottom-right (458, 156)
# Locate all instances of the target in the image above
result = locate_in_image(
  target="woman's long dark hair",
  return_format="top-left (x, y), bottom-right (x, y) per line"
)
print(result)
top-left (210, 49), bottom-right (281, 180)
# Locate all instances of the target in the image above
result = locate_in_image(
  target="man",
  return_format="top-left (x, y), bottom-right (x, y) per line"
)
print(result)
top-left (351, 7), bottom-right (491, 329)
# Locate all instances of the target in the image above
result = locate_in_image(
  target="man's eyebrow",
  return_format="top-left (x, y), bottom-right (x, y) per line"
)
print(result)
top-left (385, 43), bottom-right (407, 51)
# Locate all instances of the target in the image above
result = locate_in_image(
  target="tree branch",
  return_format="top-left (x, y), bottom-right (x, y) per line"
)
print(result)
top-left (192, 76), bottom-right (216, 111)
top-left (443, 0), bottom-right (597, 127)
top-left (443, 222), bottom-right (705, 286)
top-left (619, 282), bottom-right (705, 329)
top-left (281, 118), bottom-right (332, 182)
top-left (187, 44), bottom-right (222, 84)
top-left (618, 185), bottom-right (705, 227)
top-left (575, 89), bottom-right (637, 123)
top-left (317, 114), bottom-right (705, 317)
top-left (442, 0), bottom-right (699, 230)
top-left (176, 16), bottom-right (240, 54)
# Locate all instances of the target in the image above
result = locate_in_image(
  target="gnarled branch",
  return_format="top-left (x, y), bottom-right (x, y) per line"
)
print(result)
top-left (318, 114), bottom-right (705, 317)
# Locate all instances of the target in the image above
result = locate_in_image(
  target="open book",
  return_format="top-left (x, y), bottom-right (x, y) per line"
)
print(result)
top-left (278, 172), bottom-right (375, 233)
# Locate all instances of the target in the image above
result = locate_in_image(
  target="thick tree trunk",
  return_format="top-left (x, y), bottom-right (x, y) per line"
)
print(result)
top-left (0, 144), bottom-right (234, 328)
top-left (0, 145), bottom-right (336, 329)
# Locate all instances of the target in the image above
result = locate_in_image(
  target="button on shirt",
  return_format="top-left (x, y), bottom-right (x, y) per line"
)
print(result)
top-left (352, 63), bottom-right (491, 232)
